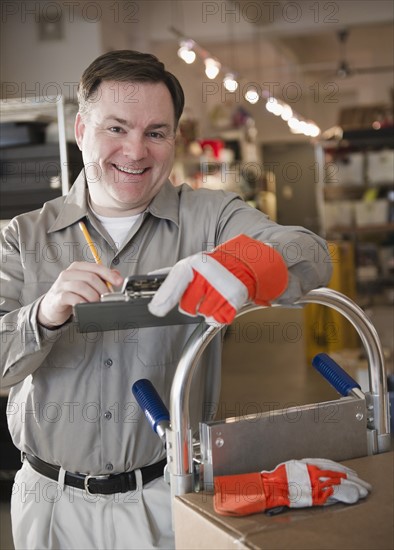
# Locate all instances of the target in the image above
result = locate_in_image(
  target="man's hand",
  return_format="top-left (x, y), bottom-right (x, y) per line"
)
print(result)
top-left (37, 262), bottom-right (124, 329)
top-left (148, 235), bottom-right (288, 324)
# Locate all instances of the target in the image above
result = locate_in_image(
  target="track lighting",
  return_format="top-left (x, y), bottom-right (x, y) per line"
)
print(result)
top-left (171, 28), bottom-right (321, 138)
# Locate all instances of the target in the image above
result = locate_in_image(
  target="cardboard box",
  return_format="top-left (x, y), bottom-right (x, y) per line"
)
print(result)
top-left (354, 199), bottom-right (388, 226)
top-left (326, 153), bottom-right (364, 186)
top-left (174, 452), bottom-right (394, 550)
top-left (324, 200), bottom-right (354, 230)
top-left (367, 150), bottom-right (394, 185)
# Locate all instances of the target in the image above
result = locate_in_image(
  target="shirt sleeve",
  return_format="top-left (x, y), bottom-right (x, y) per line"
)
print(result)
top-left (214, 195), bottom-right (333, 303)
top-left (0, 222), bottom-right (63, 389)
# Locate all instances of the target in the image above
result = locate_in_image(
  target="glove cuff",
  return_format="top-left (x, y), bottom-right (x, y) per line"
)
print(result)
top-left (211, 235), bottom-right (288, 305)
top-left (214, 472), bottom-right (267, 516)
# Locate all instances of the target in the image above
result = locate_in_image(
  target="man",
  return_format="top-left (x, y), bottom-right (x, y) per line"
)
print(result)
top-left (1, 50), bottom-right (332, 549)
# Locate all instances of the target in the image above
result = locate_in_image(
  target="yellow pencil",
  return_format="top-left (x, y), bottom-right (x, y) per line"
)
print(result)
top-left (79, 221), bottom-right (114, 292)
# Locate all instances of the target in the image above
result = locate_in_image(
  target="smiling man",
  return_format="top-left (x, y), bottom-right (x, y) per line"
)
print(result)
top-left (1, 50), bottom-right (332, 550)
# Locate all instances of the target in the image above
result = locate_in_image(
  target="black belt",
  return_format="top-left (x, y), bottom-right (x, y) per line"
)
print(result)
top-left (25, 454), bottom-right (167, 495)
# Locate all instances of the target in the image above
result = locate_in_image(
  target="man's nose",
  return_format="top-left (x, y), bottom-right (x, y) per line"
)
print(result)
top-left (123, 134), bottom-right (147, 160)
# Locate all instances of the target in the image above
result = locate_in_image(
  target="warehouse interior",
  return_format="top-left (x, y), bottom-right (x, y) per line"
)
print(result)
top-left (0, 1), bottom-right (393, 548)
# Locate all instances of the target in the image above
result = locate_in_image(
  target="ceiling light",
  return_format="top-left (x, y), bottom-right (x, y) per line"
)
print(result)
top-left (307, 123), bottom-right (321, 137)
top-left (299, 121), bottom-right (309, 134)
top-left (280, 104), bottom-right (293, 121)
top-left (288, 117), bottom-right (301, 132)
top-left (265, 98), bottom-right (285, 116)
top-left (223, 73), bottom-right (238, 92)
top-left (265, 98), bottom-right (277, 113)
top-left (245, 87), bottom-right (259, 104)
top-left (177, 41), bottom-right (196, 64)
top-left (204, 58), bottom-right (221, 79)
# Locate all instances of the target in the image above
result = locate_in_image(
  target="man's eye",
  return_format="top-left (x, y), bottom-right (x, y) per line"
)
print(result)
top-left (109, 127), bottom-right (124, 133)
top-left (148, 132), bottom-right (165, 139)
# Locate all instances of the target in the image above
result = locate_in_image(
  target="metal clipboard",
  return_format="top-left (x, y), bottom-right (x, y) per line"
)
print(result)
top-left (73, 274), bottom-right (203, 333)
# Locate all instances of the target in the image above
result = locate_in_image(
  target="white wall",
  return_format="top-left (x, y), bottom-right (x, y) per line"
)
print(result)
top-left (0, 1), bottom-right (102, 101)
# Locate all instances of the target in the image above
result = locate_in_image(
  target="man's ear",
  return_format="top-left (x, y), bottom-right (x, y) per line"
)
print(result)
top-left (75, 112), bottom-right (85, 151)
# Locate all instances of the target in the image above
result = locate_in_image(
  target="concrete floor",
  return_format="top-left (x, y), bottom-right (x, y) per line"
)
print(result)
top-left (1, 304), bottom-right (392, 550)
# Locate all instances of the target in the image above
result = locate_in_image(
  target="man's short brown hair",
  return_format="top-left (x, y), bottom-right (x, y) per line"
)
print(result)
top-left (77, 50), bottom-right (185, 127)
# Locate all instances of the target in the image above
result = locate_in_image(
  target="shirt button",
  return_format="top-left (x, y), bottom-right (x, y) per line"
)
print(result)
top-left (105, 463), bottom-right (114, 471)
top-left (104, 358), bottom-right (113, 367)
top-left (112, 257), bottom-right (120, 265)
top-left (104, 411), bottom-right (112, 420)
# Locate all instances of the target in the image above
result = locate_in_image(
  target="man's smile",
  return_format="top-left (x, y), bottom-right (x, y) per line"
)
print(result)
top-left (112, 163), bottom-right (148, 175)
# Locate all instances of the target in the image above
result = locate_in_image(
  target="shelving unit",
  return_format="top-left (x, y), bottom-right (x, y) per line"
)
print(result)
top-left (0, 97), bottom-right (83, 220)
top-left (315, 127), bottom-right (394, 303)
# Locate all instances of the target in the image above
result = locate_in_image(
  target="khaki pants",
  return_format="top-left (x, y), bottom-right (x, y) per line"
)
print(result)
top-left (11, 460), bottom-right (174, 550)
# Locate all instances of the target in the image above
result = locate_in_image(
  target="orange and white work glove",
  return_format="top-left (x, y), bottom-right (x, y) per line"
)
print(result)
top-left (148, 234), bottom-right (288, 324)
top-left (214, 458), bottom-right (371, 516)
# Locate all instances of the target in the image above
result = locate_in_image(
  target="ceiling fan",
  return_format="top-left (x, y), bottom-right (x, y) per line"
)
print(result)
top-left (311, 28), bottom-right (394, 79)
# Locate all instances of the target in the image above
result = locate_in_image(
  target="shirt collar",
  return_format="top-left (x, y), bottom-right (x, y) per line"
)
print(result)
top-left (48, 171), bottom-right (180, 233)
top-left (48, 169), bottom-right (88, 233)
top-left (146, 179), bottom-right (180, 227)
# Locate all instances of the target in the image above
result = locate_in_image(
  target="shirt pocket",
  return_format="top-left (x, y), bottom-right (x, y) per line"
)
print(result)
top-left (41, 324), bottom-right (87, 369)
top-left (137, 325), bottom-right (195, 368)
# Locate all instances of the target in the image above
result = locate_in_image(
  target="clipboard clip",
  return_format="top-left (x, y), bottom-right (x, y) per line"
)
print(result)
top-left (100, 274), bottom-right (167, 302)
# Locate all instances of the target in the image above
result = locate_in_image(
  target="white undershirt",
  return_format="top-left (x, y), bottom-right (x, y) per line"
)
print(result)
top-left (92, 211), bottom-right (143, 249)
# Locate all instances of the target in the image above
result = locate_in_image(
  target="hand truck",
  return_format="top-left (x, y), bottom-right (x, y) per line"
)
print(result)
top-left (133, 288), bottom-right (391, 507)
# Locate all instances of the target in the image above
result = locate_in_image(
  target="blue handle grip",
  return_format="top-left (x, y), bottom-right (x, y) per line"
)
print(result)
top-left (132, 379), bottom-right (170, 434)
top-left (312, 353), bottom-right (361, 396)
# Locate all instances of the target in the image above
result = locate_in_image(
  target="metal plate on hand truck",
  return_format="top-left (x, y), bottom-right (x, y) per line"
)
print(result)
top-left (200, 396), bottom-right (368, 488)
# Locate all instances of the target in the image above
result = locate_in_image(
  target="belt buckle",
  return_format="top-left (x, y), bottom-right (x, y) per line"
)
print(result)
top-left (84, 474), bottom-right (110, 495)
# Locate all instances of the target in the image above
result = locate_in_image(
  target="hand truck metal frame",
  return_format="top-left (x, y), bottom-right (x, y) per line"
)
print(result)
top-left (165, 288), bottom-right (391, 503)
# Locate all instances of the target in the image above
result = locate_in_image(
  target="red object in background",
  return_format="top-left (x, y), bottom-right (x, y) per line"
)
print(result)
top-left (198, 139), bottom-right (224, 159)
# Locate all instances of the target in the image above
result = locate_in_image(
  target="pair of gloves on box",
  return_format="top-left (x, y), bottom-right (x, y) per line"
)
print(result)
top-left (214, 458), bottom-right (371, 516)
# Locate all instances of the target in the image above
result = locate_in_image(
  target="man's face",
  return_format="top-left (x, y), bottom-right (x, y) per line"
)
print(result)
top-left (75, 80), bottom-right (176, 216)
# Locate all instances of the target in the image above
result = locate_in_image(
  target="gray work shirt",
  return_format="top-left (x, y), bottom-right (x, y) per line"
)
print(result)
top-left (1, 171), bottom-right (332, 474)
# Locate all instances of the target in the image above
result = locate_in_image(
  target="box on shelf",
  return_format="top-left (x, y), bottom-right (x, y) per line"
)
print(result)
top-left (367, 150), bottom-right (394, 185)
top-left (354, 199), bottom-right (389, 226)
top-left (356, 242), bottom-right (380, 282)
top-left (323, 200), bottom-right (354, 230)
top-left (357, 265), bottom-right (379, 283)
top-left (326, 152), bottom-right (364, 186)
